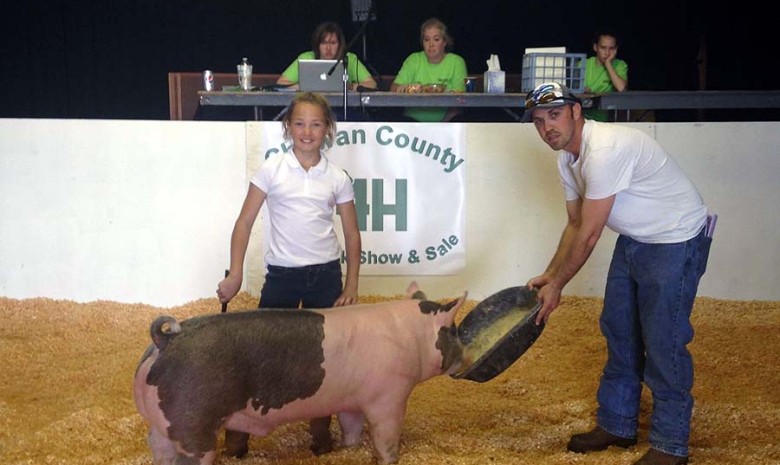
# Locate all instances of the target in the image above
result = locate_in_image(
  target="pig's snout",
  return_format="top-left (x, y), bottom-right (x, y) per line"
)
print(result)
top-left (438, 323), bottom-right (465, 374)
top-left (150, 315), bottom-right (181, 350)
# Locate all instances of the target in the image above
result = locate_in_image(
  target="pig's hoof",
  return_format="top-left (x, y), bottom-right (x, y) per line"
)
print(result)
top-left (226, 443), bottom-right (249, 459)
top-left (309, 416), bottom-right (334, 455)
top-left (310, 439), bottom-right (334, 456)
top-left (224, 430), bottom-right (250, 458)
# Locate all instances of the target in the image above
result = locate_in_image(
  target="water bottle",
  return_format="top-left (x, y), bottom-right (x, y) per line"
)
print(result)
top-left (237, 57), bottom-right (253, 91)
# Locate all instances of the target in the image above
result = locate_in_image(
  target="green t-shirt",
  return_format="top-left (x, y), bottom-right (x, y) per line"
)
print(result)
top-left (393, 51), bottom-right (468, 122)
top-left (584, 56), bottom-right (628, 122)
top-left (281, 51), bottom-right (372, 86)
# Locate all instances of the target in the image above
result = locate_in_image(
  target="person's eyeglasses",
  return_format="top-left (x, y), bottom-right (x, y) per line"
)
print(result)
top-left (525, 85), bottom-right (577, 109)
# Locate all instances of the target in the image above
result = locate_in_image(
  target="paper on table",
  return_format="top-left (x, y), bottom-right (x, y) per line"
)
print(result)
top-left (484, 54), bottom-right (505, 93)
top-left (486, 54), bottom-right (501, 71)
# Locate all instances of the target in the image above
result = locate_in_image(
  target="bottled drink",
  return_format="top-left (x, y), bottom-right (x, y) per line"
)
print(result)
top-left (237, 57), bottom-right (253, 91)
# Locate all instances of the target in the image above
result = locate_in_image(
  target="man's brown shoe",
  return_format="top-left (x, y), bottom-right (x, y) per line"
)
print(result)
top-left (633, 448), bottom-right (689, 465)
top-left (567, 426), bottom-right (637, 453)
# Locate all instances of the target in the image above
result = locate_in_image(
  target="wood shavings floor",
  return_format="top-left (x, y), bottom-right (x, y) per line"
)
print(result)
top-left (1, 294), bottom-right (778, 465)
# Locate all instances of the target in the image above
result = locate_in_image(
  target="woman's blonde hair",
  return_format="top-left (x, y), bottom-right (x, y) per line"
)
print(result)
top-left (420, 17), bottom-right (453, 51)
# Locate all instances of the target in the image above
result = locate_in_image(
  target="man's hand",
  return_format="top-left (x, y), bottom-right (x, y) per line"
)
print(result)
top-left (527, 275), bottom-right (561, 325)
top-left (534, 280), bottom-right (563, 325)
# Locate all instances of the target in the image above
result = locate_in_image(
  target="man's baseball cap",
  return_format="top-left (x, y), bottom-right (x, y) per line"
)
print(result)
top-left (522, 82), bottom-right (580, 121)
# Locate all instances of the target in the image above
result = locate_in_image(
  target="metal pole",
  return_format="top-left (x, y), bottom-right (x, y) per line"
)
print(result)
top-left (343, 55), bottom-right (349, 120)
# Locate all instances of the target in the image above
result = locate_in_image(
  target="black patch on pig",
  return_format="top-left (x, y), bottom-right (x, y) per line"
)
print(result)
top-left (418, 299), bottom-right (463, 372)
top-left (417, 298), bottom-right (458, 315)
top-left (145, 309), bottom-right (326, 458)
top-left (436, 324), bottom-right (463, 372)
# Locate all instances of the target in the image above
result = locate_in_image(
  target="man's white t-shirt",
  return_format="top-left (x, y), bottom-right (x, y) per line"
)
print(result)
top-left (558, 120), bottom-right (707, 243)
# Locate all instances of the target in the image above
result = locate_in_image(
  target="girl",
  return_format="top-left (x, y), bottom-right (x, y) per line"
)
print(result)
top-left (216, 91), bottom-right (361, 456)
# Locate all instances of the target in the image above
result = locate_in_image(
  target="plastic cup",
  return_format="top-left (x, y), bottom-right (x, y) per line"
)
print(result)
top-left (238, 64), bottom-right (253, 91)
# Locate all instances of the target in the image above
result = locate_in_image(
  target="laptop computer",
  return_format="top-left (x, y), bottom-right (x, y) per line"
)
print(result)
top-left (298, 59), bottom-right (346, 92)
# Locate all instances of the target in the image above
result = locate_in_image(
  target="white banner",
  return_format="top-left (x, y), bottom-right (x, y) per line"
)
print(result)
top-left (251, 122), bottom-right (466, 275)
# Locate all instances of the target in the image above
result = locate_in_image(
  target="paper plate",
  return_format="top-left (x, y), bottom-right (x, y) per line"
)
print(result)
top-left (451, 286), bottom-right (544, 383)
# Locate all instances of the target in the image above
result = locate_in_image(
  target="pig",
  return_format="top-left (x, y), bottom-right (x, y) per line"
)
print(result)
top-left (133, 282), bottom-right (466, 465)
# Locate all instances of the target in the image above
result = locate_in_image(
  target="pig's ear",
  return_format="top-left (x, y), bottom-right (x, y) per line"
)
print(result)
top-left (441, 292), bottom-right (467, 312)
top-left (406, 281), bottom-right (427, 300)
top-left (438, 292), bottom-right (467, 322)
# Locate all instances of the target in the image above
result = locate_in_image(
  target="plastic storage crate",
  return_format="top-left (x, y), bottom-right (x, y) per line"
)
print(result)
top-left (521, 53), bottom-right (586, 93)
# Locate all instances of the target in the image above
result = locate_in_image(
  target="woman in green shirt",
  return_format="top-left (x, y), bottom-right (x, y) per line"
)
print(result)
top-left (390, 18), bottom-right (468, 122)
top-left (277, 21), bottom-right (377, 91)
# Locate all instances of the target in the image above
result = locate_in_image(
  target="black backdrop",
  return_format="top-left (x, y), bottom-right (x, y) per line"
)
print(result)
top-left (0, 0), bottom-right (774, 120)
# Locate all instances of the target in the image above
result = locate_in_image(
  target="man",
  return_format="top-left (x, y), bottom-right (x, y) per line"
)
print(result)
top-left (523, 82), bottom-right (712, 465)
top-left (584, 30), bottom-right (628, 121)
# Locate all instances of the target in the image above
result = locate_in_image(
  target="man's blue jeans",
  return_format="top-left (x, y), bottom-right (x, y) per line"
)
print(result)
top-left (258, 260), bottom-right (343, 309)
top-left (596, 228), bottom-right (711, 457)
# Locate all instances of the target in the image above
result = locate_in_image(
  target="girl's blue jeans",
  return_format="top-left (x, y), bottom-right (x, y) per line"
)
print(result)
top-left (258, 260), bottom-right (343, 310)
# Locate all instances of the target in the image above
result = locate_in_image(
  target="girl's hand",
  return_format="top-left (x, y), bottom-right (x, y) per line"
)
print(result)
top-left (217, 274), bottom-right (242, 304)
